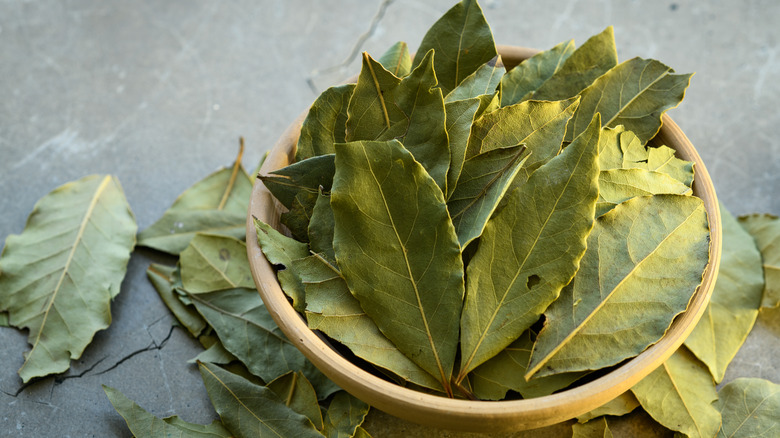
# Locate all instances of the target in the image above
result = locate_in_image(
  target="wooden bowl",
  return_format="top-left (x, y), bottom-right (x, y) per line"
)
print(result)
top-left (246, 46), bottom-right (722, 433)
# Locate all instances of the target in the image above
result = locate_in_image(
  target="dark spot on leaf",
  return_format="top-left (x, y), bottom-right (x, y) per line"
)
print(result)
top-left (527, 274), bottom-right (541, 289)
top-left (670, 3), bottom-right (678, 11)
top-left (219, 249), bottom-right (230, 261)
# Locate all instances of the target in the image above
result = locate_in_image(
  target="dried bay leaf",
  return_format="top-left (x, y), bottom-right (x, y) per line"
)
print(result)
top-left (103, 385), bottom-right (232, 438)
top-left (198, 362), bottom-right (325, 438)
top-left (529, 27), bottom-right (617, 102)
top-left (447, 144), bottom-right (529, 247)
top-left (458, 115), bottom-right (601, 378)
top-left (444, 55), bottom-right (505, 103)
top-left (470, 330), bottom-right (587, 400)
top-left (281, 189), bottom-right (319, 242)
top-left (147, 263), bottom-right (207, 338)
top-left (138, 146), bottom-right (251, 254)
top-left (444, 97), bottom-right (481, 199)
top-left (0, 174), bottom-right (137, 382)
top-left (738, 213), bottom-right (780, 309)
top-left (716, 378), bottom-right (780, 438)
top-left (631, 347), bottom-right (720, 438)
top-left (296, 84), bottom-right (355, 162)
top-left (180, 234), bottom-right (255, 293)
top-left (500, 39), bottom-right (575, 106)
top-left (641, 145), bottom-right (695, 187)
top-left (528, 194), bottom-right (710, 379)
top-left (576, 391), bottom-right (640, 423)
top-left (308, 191), bottom-right (336, 265)
top-left (377, 41), bottom-right (412, 77)
top-left (268, 371), bottom-right (324, 431)
top-left (191, 339), bottom-right (236, 365)
top-left (331, 140), bottom-right (464, 395)
top-left (572, 417), bottom-right (614, 438)
top-left (412, 0), bottom-right (497, 95)
top-left (596, 168), bottom-right (692, 216)
top-left (684, 204), bottom-right (763, 382)
top-left (254, 219), bottom-right (310, 312)
top-left (298, 254), bottom-right (443, 392)
top-left (344, 52), bottom-right (402, 143)
top-left (321, 391), bottom-right (370, 438)
top-left (259, 154), bottom-right (335, 209)
top-left (565, 57), bottom-right (693, 143)
top-left (188, 287), bottom-right (339, 398)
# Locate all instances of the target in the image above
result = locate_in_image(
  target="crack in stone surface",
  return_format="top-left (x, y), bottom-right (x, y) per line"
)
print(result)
top-left (96, 325), bottom-right (176, 376)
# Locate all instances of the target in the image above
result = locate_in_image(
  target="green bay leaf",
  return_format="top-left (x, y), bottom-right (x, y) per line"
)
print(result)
top-left (458, 115), bottom-right (601, 378)
top-left (281, 190), bottom-right (319, 242)
top-left (0, 174), bottom-right (137, 382)
top-left (296, 84), bottom-right (355, 162)
top-left (412, 0), bottom-right (496, 95)
top-left (641, 145), bottom-right (695, 187)
top-left (738, 214), bottom-right (780, 309)
top-left (596, 168), bottom-right (692, 216)
top-left (190, 339), bottom-right (236, 365)
top-left (331, 140), bottom-right (464, 394)
top-left (268, 371), bottom-right (324, 431)
top-left (254, 218), bottom-right (310, 312)
top-left (576, 391), bottom-right (640, 423)
top-left (684, 203), bottom-right (763, 382)
top-left (308, 191), bottom-right (336, 265)
top-left (345, 52), bottom-right (402, 142)
top-left (147, 263), bottom-right (207, 338)
top-left (572, 416), bottom-right (614, 438)
top-left (259, 154), bottom-right (335, 209)
top-left (180, 234), bottom-right (255, 293)
top-left (565, 57), bottom-right (693, 143)
top-left (321, 391), bottom-right (370, 438)
top-left (445, 55), bottom-right (505, 103)
top-left (528, 195), bottom-right (710, 378)
top-left (717, 378), bottom-right (780, 438)
top-left (103, 385), bottom-right (232, 438)
top-left (198, 362), bottom-right (324, 438)
top-left (445, 97), bottom-right (482, 198)
top-left (500, 39), bottom-right (575, 107)
top-left (377, 41), bottom-right (412, 77)
top-left (631, 347), bottom-right (721, 438)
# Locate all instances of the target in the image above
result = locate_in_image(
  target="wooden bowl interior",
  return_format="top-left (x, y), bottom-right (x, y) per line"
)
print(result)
top-left (246, 46), bottom-right (722, 433)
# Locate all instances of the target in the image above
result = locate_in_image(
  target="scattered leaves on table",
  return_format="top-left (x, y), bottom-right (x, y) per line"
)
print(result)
top-left (739, 213), bottom-right (780, 309)
top-left (716, 378), bottom-right (780, 438)
top-left (180, 233), bottom-right (256, 293)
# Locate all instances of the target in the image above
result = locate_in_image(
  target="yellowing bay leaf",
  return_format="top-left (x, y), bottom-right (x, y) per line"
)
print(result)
top-left (528, 194), bottom-right (710, 379)
top-left (377, 41), bottom-right (412, 77)
top-left (137, 146), bottom-right (251, 254)
top-left (631, 347), bottom-right (721, 438)
top-left (412, 0), bottom-right (497, 95)
top-left (103, 385), bottom-right (232, 438)
top-left (596, 168), bottom-right (692, 216)
top-left (738, 213), bottom-right (780, 309)
top-left (180, 234), bottom-right (255, 293)
top-left (296, 84), bottom-right (355, 162)
top-left (458, 115), bottom-right (601, 379)
top-left (321, 391), bottom-right (370, 438)
top-left (0, 174), bottom-right (137, 382)
top-left (684, 204), bottom-right (763, 383)
top-left (565, 57), bottom-right (693, 143)
top-left (198, 362), bottom-right (324, 438)
top-left (331, 140), bottom-right (464, 395)
top-left (500, 39), bottom-right (575, 107)
top-left (445, 55), bottom-right (505, 103)
top-left (641, 145), bottom-right (695, 187)
top-left (572, 417), bottom-right (614, 438)
top-left (529, 27), bottom-right (617, 102)
top-left (576, 391), bottom-right (640, 423)
top-left (717, 378), bottom-right (780, 438)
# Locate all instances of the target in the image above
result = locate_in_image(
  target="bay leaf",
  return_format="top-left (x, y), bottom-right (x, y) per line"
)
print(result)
top-left (475, 89), bottom-right (501, 119)
top-left (529, 27), bottom-right (618, 102)
top-left (298, 254), bottom-right (443, 392)
top-left (198, 362), bottom-right (324, 438)
top-left (268, 371), bottom-right (324, 431)
top-left (254, 218), bottom-right (310, 312)
top-left (444, 55), bottom-right (505, 103)
top-left (447, 144), bottom-right (529, 247)
top-left (458, 115), bottom-right (601, 378)
top-left (147, 263), bottom-right (207, 338)
top-left (103, 385), bottom-right (232, 438)
top-left (377, 41), bottom-right (412, 77)
top-left (640, 145), bottom-right (695, 187)
top-left (137, 146), bottom-right (252, 254)
top-left (296, 84), bottom-right (355, 162)
top-left (180, 234), bottom-right (255, 293)
top-left (716, 378), bottom-right (780, 438)
top-left (0, 174), bottom-right (137, 382)
top-left (344, 52), bottom-right (402, 143)
top-left (331, 140), bottom-right (464, 395)
top-left (0, 312), bottom-right (8, 327)
top-left (631, 347), bottom-right (720, 438)
top-left (188, 287), bottom-right (339, 398)
top-left (259, 154), bottom-right (335, 209)
top-left (321, 391), bottom-right (370, 438)
top-left (684, 204), bottom-right (763, 382)
top-left (281, 189), bottom-right (319, 242)
top-left (412, 0), bottom-right (497, 95)
top-left (576, 391), bottom-right (640, 423)
top-left (619, 129), bottom-right (648, 167)
top-left (353, 427), bottom-right (372, 438)
top-left (190, 339), bottom-right (236, 365)
top-left (528, 195), bottom-right (710, 379)
top-left (598, 125), bottom-right (628, 170)
top-left (470, 330), bottom-right (587, 400)
top-left (565, 57), bottom-right (693, 143)
top-left (596, 168), bottom-right (692, 216)
top-left (572, 417), bottom-right (614, 438)
top-left (738, 214), bottom-right (780, 309)
top-left (308, 191), bottom-right (336, 265)
top-left (444, 97), bottom-right (482, 199)
top-left (500, 39), bottom-right (575, 107)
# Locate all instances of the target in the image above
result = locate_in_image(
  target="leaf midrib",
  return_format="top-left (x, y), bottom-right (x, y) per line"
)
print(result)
top-left (601, 62), bottom-right (671, 128)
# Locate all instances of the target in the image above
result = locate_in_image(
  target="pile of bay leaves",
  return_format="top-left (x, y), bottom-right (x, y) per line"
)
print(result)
top-left (0, 0), bottom-right (778, 437)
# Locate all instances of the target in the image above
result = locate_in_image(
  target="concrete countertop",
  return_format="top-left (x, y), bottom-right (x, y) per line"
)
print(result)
top-left (2, 1), bottom-right (779, 436)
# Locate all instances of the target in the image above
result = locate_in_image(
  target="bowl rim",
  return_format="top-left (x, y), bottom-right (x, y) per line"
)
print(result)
top-left (246, 45), bottom-right (722, 433)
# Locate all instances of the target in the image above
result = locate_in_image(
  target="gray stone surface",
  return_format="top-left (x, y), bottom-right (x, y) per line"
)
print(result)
top-left (1, 0), bottom-right (778, 436)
